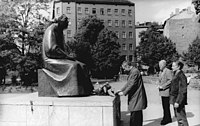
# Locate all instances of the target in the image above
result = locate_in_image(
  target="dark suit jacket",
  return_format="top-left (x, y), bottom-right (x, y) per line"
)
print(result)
top-left (121, 67), bottom-right (147, 112)
top-left (170, 70), bottom-right (188, 106)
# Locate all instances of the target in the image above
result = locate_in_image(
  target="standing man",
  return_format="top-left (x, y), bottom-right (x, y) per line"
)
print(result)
top-left (170, 61), bottom-right (189, 126)
top-left (117, 62), bottom-right (147, 126)
top-left (158, 60), bottom-right (172, 125)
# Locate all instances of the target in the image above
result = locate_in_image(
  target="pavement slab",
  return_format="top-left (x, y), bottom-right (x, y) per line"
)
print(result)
top-left (110, 81), bottom-right (200, 126)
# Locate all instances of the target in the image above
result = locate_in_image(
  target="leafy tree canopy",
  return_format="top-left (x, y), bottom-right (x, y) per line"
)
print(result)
top-left (68, 16), bottom-right (121, 78)
top-left (137, 23), bottom-right (179, 68)
top-left (91, 28), bottom-right (121, 78)
top-left (69, 15), bottom-right (105, 68)
top-left (182, 37), bottom-right (200, 70)
top-left (75, 15), bottom-right (105, 45)
top-left (0, 1), bottom-right (50, 85)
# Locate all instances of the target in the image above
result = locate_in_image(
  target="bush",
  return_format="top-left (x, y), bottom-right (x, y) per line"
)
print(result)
top-left (184, 67), bottom-right (198, 73)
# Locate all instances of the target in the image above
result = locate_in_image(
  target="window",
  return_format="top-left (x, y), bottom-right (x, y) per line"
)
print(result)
top-left (122, 31), bottom-right (126, 38)
top-left (122, 20), bottom-right (126, 27)
top-left (67, 30), bottom-right (72, 38)
top-left (121, 9), bottom-right (125, 16)
top-left (128, 9), bottom-right (132, 16)
top-left (129, 32), bottom-right (133, 38)
top-left (115, 31), bottom-right (119, 38)
top-left (129, 44), bottom-right (133, 50)
top-left (100, 8), bottom-right (104, 15)
top-left (122, 44), bottom-right (126, 50)
top-left (85, 8), bottom-right (89, 14)
top-left (107, 8), bottom-right (112, 15)
top-left (68, 18), bottom-right (71, 26)
top-left (108, 20), bottom-right (112, 26)
top-left (128, 20), bottom-right (132, 27)
top-left (56, 7), bottom-right (60, 15)
top-left (92, 8), bottom-right (96, 14)
top-left (77, 18), bottom-right (82, 26)
top-left (129, 55), bottom-right (133, 62)
top-left (77, 7), bottom-right (82, 14)
top-left (115, 20), bottom-right (119, 27)
top-left (114, 9), bottom-right (119, 15)
top-left (101, 19), bottom-right (104, 23)
top-left (66, 7), bottom-right (71, 14)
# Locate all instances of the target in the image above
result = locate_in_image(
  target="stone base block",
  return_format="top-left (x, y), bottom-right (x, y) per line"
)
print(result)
top-left (0, 93), bottom-right (121, 126)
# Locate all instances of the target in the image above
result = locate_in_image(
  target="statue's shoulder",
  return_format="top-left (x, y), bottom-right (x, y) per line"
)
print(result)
top-left (46, 23), bottom-right (58, 32)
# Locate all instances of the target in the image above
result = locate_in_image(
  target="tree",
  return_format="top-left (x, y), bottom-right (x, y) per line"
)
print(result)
top-left (137, 23), bottom-right (179, 73)
top-left (182, 37), bottom-right (200, 70)
top-left (68, 15), bottom-right (105, 69)
top-left (68, 16), bottom-right (121, 78)
top-left (0, 1), bottom-right (50, 85)
top-left (76, 15), bottom-right (105, 45)
top-left (91, 29), bottom-right (121, 78)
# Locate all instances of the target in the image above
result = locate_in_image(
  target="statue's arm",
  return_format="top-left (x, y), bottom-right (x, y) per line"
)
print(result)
top-left (44, 29), bottom-right (64, 59)
top-left (54, 47), bottom-right (75, 61)
top-left (45, 29), bottom-right (75, 60)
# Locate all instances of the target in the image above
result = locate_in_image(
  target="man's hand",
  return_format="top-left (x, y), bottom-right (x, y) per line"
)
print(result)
top-left (158, 86), bottom-right (163, 89)
top-left (156, 81), bottom-right (162, 89)
top-left (174, 103), bottom-right (179, 108)
top-left (115, 90), bottom-right (124, 96)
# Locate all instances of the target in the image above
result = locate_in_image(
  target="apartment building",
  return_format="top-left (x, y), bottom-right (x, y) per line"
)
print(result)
top-left (53, 0), bottom-right (136, 62)
top-left (164, 8), bottom-right (200, 54)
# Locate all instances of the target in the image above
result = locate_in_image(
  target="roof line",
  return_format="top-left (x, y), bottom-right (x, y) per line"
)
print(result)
top-left (54, 0), bottom-right (135, 6)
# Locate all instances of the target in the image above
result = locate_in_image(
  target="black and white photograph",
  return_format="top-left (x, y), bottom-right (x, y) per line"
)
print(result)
top-left (0, 0), bottom-right (199, 126)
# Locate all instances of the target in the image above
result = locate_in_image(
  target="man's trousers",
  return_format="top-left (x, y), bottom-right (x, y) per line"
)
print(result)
top-left (130, 110), bottom-right (143, 126)
top-left (161, 96), bottom-right (172, 121)
top-left (174, 106), bottom-right (189, 126)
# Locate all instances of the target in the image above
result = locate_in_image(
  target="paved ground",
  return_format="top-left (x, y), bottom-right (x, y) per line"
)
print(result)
top-left (110, 81), bottom-right (200, 126)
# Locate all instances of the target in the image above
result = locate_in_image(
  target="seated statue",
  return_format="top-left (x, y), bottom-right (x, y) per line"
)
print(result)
top-left (39, 14), bottom-right (94, 97)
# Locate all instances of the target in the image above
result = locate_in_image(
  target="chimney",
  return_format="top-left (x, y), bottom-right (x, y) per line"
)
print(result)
top-left (175, 8), bottom-right (180, 14)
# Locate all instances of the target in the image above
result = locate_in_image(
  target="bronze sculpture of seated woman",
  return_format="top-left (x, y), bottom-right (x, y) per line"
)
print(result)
top-left (39, 14), bottom-right (94, 97)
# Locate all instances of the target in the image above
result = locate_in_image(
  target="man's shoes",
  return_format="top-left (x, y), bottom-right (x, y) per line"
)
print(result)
top-left (160, 120), bottom-right (172, 125)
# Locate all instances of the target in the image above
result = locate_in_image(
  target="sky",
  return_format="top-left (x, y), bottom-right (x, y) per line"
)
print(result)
top-left (130, 0), bottom-right (195, 23)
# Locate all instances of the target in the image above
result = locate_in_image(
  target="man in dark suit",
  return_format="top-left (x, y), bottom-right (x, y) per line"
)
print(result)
top-left (158, 60), bottom-right (172, 125)
top-left (170, 61), bottom-right (189, 126)
top-left (117, 62), bottom-right (147, 126)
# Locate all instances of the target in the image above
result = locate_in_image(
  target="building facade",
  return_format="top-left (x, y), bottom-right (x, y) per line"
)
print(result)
top-left (135, 22), bottom-right (163, 47)
top-left (53, 0), bottom-right (136, 62)
top-left (163, 8), bottom-right (200, 54)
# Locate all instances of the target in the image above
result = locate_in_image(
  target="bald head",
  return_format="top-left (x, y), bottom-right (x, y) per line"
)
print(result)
top-left (159, 60), bottom-right (166, 71)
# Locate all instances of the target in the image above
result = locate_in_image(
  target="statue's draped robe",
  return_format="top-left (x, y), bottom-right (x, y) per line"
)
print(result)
top-left (42, 23), bottom-right (93, 96)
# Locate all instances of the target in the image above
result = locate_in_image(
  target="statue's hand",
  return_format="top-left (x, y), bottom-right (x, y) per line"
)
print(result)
top-left (55, 47), bottom-right (76, 61)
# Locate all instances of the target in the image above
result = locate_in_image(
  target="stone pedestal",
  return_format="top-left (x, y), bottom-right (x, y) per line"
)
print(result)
top-left (0, 93), bottom-right (121, 126)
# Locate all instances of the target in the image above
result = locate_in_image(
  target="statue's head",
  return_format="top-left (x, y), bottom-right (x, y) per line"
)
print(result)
top-left (56, 14), bottom-right (69, 29)
top-left (192, 0), bottom-right (200, 14)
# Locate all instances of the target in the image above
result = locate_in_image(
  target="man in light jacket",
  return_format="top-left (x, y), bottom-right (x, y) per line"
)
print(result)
top-left (158, 60), bottom-right (172, 125)
top-left (117, 62), bottom-right (147, 126)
